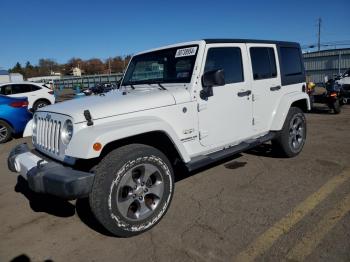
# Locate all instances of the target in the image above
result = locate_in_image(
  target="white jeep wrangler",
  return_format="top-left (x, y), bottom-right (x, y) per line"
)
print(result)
top-left (8, 39), bottom-right (310, 237)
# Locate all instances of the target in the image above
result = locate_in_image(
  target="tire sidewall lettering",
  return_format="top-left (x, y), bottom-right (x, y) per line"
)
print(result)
top-left (107, 155), bottom-right (173, 232)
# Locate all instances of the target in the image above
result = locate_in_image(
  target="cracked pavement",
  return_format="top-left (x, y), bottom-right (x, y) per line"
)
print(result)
top-left (1, 106), bottom-right (350, 262)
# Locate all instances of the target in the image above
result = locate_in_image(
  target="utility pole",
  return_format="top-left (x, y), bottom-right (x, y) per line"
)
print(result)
top-left (317, 18), bottom-right (322, 52)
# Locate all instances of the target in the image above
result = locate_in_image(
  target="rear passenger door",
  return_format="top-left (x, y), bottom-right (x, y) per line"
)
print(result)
top-left (247, 44), bottom-right (282, 133)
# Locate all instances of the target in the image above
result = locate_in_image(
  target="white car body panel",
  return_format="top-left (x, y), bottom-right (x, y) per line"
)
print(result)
top-left (270, 91), bottom-right (310, 130)
top-left (26, 40), bottom-right (309, 165)
top-left (66, 116), bottom-right (192, 162)
top-left (1, 82), bottom-right (55, 109)
top-left (197, 43), bottom-right (254, 147)
top-left (246, 43), bottom-right (283, 133)
top-left (23, 120), bottom-right (33, 137)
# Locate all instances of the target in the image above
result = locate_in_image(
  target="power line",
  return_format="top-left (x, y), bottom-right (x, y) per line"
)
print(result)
top-left (317, 18), bottom-right (322, 51)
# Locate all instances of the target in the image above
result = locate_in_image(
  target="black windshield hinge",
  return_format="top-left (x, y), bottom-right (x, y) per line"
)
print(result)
top-left (84, 110), bottom-right (94, 126)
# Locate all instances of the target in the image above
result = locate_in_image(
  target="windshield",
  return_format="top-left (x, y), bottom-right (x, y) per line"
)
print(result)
top-left (122, 45), bottom-right (198, 86)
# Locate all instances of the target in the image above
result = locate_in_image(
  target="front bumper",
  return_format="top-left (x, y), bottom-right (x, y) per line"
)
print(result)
top-left (8, 144), bottom-right (95, 199)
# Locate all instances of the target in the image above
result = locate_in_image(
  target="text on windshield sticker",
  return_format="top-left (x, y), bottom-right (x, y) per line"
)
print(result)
top-left (175, 47), bottom-right (198, 58)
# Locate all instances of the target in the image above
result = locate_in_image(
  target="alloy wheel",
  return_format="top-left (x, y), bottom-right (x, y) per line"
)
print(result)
top-left (289, 115), bottom-right (304, 150)
top-left (116, 163), bottom-right (164, 221)
top-left (0, 125), bottom-right (8, 142)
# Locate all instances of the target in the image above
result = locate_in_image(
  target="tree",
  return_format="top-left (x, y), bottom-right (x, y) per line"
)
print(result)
top-left (10, 62), bottom-right (23, 75)
top-left (61, 58), bottom-right (83, 75)
top-left (38, 58), bottom-right (59, 75)
top-left (24, 61), bottom-right (39, 78)
top-left (105, 55), bottom-right (132, 74)
top-left (83, 58), bottom-right (105, 75)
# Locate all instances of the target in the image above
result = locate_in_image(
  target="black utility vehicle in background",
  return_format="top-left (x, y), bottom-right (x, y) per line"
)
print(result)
top-left (83, 82), bottom-right (118, 96)
top-left (339, 84), bottom-right (350, 104)
top-left (308, 80), bottom-right (344, 114)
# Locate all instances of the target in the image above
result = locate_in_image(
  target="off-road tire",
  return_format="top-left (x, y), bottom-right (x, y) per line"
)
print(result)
top-left (89, 144), bottom-right (174, 237)
top-left (272, 107), bottom-right (306, 158)
top-left (0, 120), bottom-right (12, 143)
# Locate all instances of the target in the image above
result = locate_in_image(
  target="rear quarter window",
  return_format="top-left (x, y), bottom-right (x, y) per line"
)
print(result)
top-left (279, 46), bottom-right (306, 86)
top-left (280, 47), bottom-right (302, 76)
top-left (30, 85), bottom-right (41, 91)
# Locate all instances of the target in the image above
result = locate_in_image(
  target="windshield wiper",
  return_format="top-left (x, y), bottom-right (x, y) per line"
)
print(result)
top-left (148, 81), bottom-right (166, 90)
top-left (157, 83), bottom-right (166, 90)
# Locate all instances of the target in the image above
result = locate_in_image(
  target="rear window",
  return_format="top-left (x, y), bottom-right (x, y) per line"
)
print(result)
top-left (280, 47), bottom-right (303, 76)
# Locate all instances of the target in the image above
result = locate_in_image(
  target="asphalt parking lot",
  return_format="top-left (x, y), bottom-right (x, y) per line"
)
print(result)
top-left (0, 105), bottom-right (349, 262)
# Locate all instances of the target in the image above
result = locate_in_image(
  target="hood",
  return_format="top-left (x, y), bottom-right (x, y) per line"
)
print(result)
top-left (39, 87), bottom-right (191, 123)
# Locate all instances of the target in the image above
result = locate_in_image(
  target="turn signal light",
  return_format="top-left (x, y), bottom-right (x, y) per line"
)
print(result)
top-left (93, 142), bottom-right (102, 151)
top-left (10, 101), bottom-right (29, 108)
top-left (330, 92), bottom-right (337, 97)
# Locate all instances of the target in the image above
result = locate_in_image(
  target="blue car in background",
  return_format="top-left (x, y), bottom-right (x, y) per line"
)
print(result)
top-left (0, 95), bottom-right (32, 143)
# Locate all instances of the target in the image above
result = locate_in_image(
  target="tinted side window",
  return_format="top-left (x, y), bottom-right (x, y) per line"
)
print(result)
top-left (250, 47), bottom-right (277, 80)
top-left (30, 84), bottom-right (41, 91)
top-left (204, 47), bottom-right (244, 84)
top-left (280, 47), bottom-right (302, 76)
top-left (12, 84), bottom-right (33, 94)
top-left (0, 85), bottom-right (12, 95)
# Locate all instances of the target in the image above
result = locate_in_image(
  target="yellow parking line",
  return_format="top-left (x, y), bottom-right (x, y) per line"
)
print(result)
top-left (235, 168), bottom-right (350, 262)
top-left (286, 193), bottom-right (350, 261)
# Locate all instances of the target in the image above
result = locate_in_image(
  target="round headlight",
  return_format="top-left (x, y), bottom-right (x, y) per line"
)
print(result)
top-left (61, 119), bottom-right (74, 145)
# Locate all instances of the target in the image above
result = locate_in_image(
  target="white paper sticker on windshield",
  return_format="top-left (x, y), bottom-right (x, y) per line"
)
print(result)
top-left (175, 47), bottom-right (198, 58)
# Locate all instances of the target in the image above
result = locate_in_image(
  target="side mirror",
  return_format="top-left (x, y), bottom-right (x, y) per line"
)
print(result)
top-left (200, 69), bottom-right (225, 100)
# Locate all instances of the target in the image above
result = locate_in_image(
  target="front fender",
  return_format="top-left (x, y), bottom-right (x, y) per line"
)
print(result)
top-left (270, 92), bottom-right (310, 131)
top-left (66, 116), bottom-right (190, 162)
top-left (23, 120), bottom-right (33, 137)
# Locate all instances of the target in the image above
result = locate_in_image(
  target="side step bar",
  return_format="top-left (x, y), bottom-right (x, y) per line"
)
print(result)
top-left (186, 132), bottom-right (276, 172)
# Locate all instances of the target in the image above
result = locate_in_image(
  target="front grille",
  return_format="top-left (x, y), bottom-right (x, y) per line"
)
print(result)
top-left (36, 117), bottom-right (61, 154)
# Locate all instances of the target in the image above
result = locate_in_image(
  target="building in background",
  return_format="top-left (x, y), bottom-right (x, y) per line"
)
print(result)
top-left (303, 48), bottom-right (350, 83)
top-left (72, 67), bottom-right (83, 76)
top-left (0, 70), bottom-right (24, 83)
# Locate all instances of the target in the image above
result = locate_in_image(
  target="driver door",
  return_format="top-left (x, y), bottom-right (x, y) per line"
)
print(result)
top-left (197, 44), bottom-right (253, 147)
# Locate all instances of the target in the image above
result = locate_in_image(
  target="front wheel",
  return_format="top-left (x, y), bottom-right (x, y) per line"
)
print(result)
top-left (272, 107), bottom-right (307, 158)
top-left (89, 144), bottom-right (174, 237)
top-left (0, 120), bottom-right (12, 143)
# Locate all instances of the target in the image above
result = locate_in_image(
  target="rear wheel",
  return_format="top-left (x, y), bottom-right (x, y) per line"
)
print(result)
top-left (0, 120), bottom-right (12, 143)
top-left (89, 144), bottom-right (174, 237)
top-left (272, 107), bottom-right (306, 157)
top-left (33, 100), bottom-right (50, 111)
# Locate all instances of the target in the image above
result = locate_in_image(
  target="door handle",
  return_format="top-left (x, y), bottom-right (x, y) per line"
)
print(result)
top-left (237, 90), bottom-right (252, 97)
top-left (270, 85), bottom-right (281, 91)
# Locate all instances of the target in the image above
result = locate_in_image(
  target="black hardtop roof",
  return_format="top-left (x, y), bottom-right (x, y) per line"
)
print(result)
top-left (203, 39), bottom-right (300, 47)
